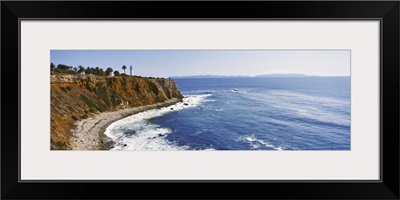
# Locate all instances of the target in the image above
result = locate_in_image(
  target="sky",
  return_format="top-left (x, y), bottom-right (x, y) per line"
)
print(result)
top-left (50, 50), bottom-right (350, 77)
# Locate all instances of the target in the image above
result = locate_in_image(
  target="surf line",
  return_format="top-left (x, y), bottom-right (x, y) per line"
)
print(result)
top-left (104, 94), bottom-right (212, 150)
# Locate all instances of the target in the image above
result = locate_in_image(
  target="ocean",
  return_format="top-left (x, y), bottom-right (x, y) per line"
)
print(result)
top-left (105, 77), bottom-right (350, 150)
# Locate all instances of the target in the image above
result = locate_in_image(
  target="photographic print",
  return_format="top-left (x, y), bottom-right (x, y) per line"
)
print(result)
top-left (6, 0), bottom-right (398, 198)
top-left (50, 50), bottom-right (350, 151)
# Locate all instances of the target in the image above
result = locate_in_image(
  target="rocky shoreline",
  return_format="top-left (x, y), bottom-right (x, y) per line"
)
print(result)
top-left (70, 98), bottom-right (182, 150)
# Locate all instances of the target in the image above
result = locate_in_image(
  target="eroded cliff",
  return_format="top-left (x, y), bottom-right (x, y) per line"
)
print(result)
top-left (50, 74), bottom-right (183, 150)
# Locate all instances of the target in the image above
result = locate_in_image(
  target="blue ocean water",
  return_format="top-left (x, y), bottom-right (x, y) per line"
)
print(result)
top-left (105, 77), bottom-right (350, 150)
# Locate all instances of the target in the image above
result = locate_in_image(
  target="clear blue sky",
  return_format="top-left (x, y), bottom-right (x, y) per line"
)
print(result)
top-left (51, 50), bottom-right (350, 77)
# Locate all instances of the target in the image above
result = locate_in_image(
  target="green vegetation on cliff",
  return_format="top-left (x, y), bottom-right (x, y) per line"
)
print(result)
top-left (50, 74), bottom-right (183, 150)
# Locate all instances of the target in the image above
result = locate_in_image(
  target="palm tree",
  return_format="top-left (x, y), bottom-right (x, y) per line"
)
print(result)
top-left (78, 65), bottom-right (85, 74)
top-left (95, 67), bottom-right (100, 76)
top-left (122, 65), bottom-right (127, 74)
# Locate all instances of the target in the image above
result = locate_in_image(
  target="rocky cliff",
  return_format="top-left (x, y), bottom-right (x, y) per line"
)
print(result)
top-left (50, 74), bottom-right (183, 150)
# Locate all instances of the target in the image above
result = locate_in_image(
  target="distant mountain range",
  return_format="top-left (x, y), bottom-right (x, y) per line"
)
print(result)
top-left (171, 75), bottom-right (249, 79)
top-left (254, 73), bottom-right (317, 77)
top-left (171, 73), bottom-right (319, 79)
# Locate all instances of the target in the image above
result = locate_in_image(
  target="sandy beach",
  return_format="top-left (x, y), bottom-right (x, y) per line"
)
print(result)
top-left (70, 98), bottom-right (181, 150)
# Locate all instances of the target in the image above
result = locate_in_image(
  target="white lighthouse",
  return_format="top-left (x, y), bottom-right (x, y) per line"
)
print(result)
top-left (130, 65), bottom-right (133, 76)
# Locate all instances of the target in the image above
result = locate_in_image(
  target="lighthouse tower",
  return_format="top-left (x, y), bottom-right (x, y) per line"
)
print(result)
top-left (130, 65), bottom-right (133, 76)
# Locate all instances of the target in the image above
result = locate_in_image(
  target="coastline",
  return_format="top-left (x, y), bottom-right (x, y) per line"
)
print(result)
top-left (70, 98), bottom-right (182, 150)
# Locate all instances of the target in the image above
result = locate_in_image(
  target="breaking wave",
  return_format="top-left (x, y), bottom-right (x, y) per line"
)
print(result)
top-left (104, 94), bottom-right (212, 150)
top-left (236, 134), bottom-right (285, 150)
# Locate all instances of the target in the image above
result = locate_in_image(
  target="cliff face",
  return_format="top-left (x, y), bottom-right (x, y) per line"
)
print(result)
top-left (50, 74), bottom-right (183, 150)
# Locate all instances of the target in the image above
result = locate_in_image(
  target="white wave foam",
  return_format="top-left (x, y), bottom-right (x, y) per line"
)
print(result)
top-left (105, 94), bottom-right (212, 150)
top-left (236, 134), bottom-right (284, 151)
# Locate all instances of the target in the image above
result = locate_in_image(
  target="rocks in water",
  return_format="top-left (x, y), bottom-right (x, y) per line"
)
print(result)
top-left (106, 140), bottom-right (116, 149)
top-left (170, 108), bottom-right (174, 110)
top-left (149, 133), bottom-right (167, 139)
top-left (123, 144), bottom-right (127, 147)
top-left (183, 103), bottom-right (189, 106)
top-left (232, 88), bottom-right (240, 93)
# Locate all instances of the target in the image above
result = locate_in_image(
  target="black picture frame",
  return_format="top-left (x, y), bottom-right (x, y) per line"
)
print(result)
top-left (2, 1), bottom-right (399, 199)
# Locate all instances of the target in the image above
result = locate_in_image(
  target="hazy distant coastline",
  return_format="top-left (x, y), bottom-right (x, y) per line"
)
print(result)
top-left (171, 74), bottom-right (349, 79)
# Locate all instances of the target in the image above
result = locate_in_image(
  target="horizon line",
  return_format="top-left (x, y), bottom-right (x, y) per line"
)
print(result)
top-left (169, 74), bottom-right (351, 77)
